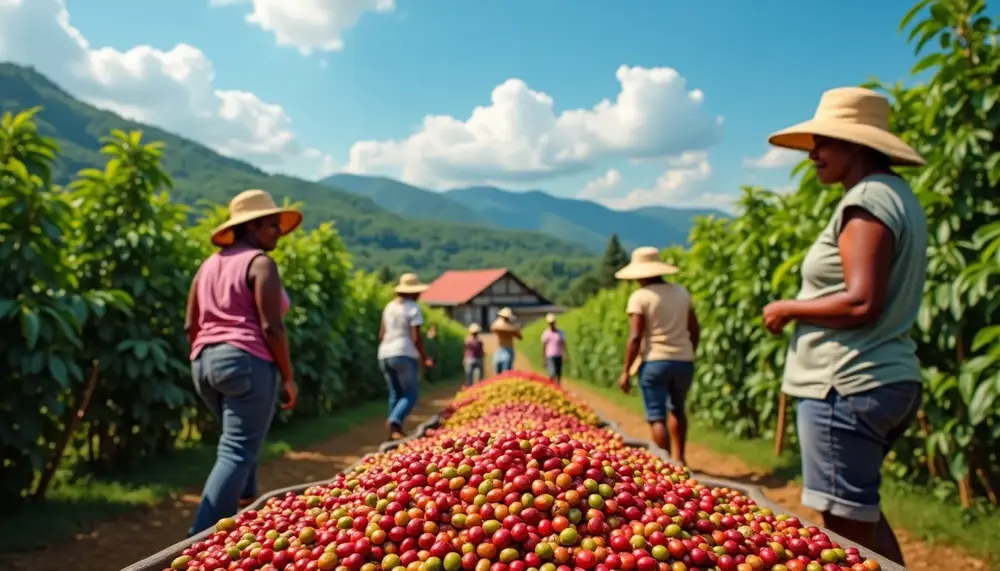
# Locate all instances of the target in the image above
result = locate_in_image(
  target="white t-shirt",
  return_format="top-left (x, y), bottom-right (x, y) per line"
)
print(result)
top-left (377, 299), bottom-right (424, 360)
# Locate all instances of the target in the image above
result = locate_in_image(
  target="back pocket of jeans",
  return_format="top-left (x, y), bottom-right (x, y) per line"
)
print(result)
top-left (208, 349), bottom-right (254, 397)
top-left (847, 382), bottom-right (921, 437)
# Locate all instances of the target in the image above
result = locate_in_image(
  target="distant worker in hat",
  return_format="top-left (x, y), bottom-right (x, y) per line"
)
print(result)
top-left (761, 87), bottom-right (927, 565)
top-left (490, 307), bottom-right (522, 374)
top-left (185, 189), bottom-right (303, 536)
top-left (540, 312), bottom-right (567, 383)
top-left (615, 247), bottom-right (699, 468)
top-left (378, 273), bottom-right (435, 441)
top-left (463, 323), bottom-right (485, 386)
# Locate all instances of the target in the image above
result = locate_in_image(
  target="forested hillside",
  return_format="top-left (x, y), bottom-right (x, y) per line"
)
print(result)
top-left (325, 172), bottom-right (727, 253)
top-left (0, 63), bottom-right (597, 301)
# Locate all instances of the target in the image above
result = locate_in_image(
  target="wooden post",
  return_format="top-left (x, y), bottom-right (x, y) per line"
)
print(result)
top-left (959, 475), bottom-right (974, 509)
top-left (774, 392), bottom-right (788, 456)
top-left (33, 360), bottom-right (100, 500)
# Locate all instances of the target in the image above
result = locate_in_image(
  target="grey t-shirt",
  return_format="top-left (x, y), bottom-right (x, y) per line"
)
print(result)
top-left (782, 174), bottom-right (927, 399)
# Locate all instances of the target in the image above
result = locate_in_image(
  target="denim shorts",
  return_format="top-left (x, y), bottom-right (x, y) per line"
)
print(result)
top-left (797, 381), bottom-right (922, 523)
top-left (638, 359), bottom-right (694, 422)
top-left (546, 356), bottom-right (563, 381)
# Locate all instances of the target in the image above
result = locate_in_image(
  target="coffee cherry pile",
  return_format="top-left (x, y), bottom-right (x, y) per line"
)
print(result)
top-left (165, 373), bottom-right (886, 571)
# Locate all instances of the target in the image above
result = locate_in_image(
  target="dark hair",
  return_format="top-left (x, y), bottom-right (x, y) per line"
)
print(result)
top-left (863, 147), bottom-right (893, 170)
top-left (231, 223), bottom-right (248, 241)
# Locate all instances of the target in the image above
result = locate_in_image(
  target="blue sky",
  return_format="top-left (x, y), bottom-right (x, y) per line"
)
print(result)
top-left (4, 0), bottom-right (925, 210)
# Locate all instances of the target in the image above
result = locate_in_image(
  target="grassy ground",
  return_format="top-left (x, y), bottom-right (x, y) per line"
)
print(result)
top-left (575, 380), bottom-right (999, 567)
top-left (0, 379), bottom-right (458, 553)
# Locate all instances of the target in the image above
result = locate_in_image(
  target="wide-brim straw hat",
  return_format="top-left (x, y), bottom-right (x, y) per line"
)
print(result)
top-left (545, 313), bottom-right (557, 324)
top-left (468, 323), bottom-right (482, 334)
top-left (395, 273), bottom-right (430, 294)
top-left (615, 246), bottom-right (679, 280)
top-left (498, 307), bottom-right (515, 320)
top-left (211, 189), bottom-right (303, 247)
top-left (768, 87), bottom-right (925, 167)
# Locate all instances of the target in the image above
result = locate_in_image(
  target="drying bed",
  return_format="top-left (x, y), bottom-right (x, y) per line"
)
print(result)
top-left (123, 372), bottom-right (903, 571)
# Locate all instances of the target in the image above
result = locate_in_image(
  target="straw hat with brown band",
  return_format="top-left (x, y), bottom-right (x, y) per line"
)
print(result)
top-left (545, 312), bottom-right (557, 324)
top-left (614, 247), bottom-right (679, 281)
top-left (492, 307), bottom-right (520, 333)
top-left (395, 273), bottom-right (430, 295)
top-left (468, 323), bottom-right (482, 334)
top-left (767, 87), bottom-right (925, 167)
top-left (211, 189), bottom-right (304, 247)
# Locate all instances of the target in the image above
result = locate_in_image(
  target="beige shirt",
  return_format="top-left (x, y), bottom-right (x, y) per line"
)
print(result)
top-left (782, 174), bottom-right (927, 399)
top-left (625, 282), bottom-right (695, 362)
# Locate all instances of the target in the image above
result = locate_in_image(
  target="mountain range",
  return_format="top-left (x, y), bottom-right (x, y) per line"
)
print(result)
top-left (321, 174), bottom-right (726, 253)
top-left (1, 62), bottom-right (723, 300)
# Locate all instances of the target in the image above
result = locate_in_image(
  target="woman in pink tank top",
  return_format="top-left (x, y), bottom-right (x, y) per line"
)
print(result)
top-left (183, 189), bottom-right (303, 537)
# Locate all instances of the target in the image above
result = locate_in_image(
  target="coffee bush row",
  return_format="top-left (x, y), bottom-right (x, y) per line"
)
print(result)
top-left (523, 1), bottom-right (999, 505)
top-left (0, 109), bottom-right (465, 504)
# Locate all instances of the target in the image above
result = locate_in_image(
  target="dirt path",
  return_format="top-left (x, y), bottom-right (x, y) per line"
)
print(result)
top-left (0, 383), bottom-right (461, 571)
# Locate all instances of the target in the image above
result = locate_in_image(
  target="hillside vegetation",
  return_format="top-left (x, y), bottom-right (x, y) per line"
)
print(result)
top-left (326, 173), bottom-right (727, 253)
top-left (524, 0), bottom-right (1000, 511)
top-left (0, 63), bottom-right (597, 302)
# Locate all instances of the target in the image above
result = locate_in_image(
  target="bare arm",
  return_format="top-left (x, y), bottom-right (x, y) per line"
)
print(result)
top-left (783, 208), bottom-right (894, 328)
top-left (622, 313), bottom-right (644, 377)
top-left (184, 274), bottom-right (200, 347)
top-left (513, 329), bottom-right (523, 341)
top-left (688, 307), bottom-right (700, 353)
top-left (249, 256), bottom-right (294, 385)
top-left (411, 325), bottom-right (430, 362)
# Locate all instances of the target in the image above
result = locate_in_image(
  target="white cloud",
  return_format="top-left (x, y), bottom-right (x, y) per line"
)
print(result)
top-left (577, 168), bottom-right (622, 200)
top-left (743, 147), bottom-right (804, 169)
top-left (211, 0), bottom-right (395, 55)
top-left (0, 0), bottom-right (335, 178)
top-left (345, 65), bottom-right (723, 189)
top-left (601, 152), bottom-right (727, 210)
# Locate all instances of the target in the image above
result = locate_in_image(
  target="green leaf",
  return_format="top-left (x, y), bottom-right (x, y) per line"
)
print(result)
top-left (20, 307), bottom-right (40, 350)
top-left (48, 355), bottom-right (69, 388)
top-left (0, 298), bottom-right (18, 319)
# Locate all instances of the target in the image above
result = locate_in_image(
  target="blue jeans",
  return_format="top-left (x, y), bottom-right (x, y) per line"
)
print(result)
top-left (546, 356), bottom-right (563, 382)
top-left (493, 347), bottom-right (514, 375)
top-left (189, 343), bottom-right (279, 536)
top-left (380, 356), bottom-right (420, 427)
top-left (638, 360), bottom-right (694, 423)
top-left (797, 381), bottom-right (922, 523)
top-left (464, 358), bottom-right (484, 387)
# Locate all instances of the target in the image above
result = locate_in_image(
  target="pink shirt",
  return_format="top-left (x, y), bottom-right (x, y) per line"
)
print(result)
top-left (541, 328), bottom-right (565, 358)
top-left (190, 245), bottom-right (289, 362)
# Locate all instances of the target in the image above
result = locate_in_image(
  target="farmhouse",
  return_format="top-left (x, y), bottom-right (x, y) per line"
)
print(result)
top-left (422, 268), bottom-right (563, 329)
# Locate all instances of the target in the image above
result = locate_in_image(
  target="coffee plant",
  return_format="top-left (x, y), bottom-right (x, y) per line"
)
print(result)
top-left (525, 0), bottom-right (999, 506)
top-left (0, 110), bottom-right (466, 505)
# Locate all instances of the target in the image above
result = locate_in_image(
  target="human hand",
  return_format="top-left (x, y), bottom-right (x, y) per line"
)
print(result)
top-left (281, 379), bottom-right (297, 411)
top-left (423, 357), bottom-right (435, 369)
top-left (618, 372), bottom-right (631, 394)
top-left (763, 301), bottom-right (792, 335)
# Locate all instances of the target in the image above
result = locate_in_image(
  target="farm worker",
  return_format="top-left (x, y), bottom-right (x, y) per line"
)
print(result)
top-left (540, 312), bottom-right (567, 383)
top-left (615, 247), bottom-right (700, 467)
top-left (761, 87), bottom-right (927, 566)
top-left (490, 307), bottom-right (522, 374)
top-left (463, 323), bottom-right (485, 386)
top-left (184, 189), bottom-right (302, 536)
top-left (378, 273), bottom-right (434, 441)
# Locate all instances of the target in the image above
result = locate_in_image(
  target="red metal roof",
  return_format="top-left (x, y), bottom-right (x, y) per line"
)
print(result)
top-left (422, 268), bottom-right (510, 305)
